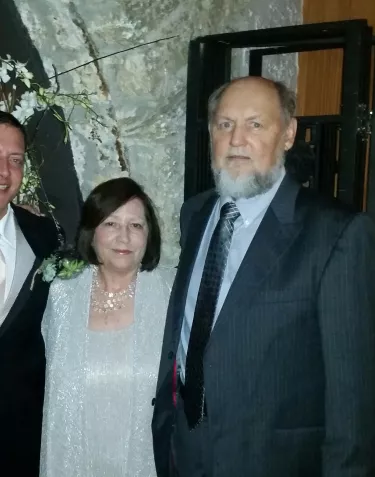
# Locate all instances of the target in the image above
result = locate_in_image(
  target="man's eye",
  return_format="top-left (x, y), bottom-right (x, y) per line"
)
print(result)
top-left (104, 221), bottom-right (115, 227)
top-left (251, 122), bottom-right (261, 129)
top-left (217, 121), bottom-right (232, 130)
top-left (10, 156), bottom-right (24, 166)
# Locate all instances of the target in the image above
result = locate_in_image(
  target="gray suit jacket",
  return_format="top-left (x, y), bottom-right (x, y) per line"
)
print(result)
top-left (152, 174), bottom-right (375, 477)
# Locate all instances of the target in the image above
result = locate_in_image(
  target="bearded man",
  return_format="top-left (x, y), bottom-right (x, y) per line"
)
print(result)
top-left (152, 77), bottom-right (375, 477)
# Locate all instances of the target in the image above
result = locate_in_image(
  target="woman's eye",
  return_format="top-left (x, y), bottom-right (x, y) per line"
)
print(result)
top-left (104, 221), bottom-right (115, 227)
top-left (132, 223), bottom-right (143, 229)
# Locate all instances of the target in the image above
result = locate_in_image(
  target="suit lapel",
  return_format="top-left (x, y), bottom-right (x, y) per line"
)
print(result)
top-left (0, 205), bottom-right (48, 337)
top-left (11, 204), bottom-right (47, 257)
top-left (209, 175), bottom-right (303, 342)
top-left (0, 256), bottom-right (42, 338)
top-left (172, 193), bottom-right (218, 346)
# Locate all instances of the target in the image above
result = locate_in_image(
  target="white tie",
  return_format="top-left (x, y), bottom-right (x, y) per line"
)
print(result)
top-left (0, 247), bottom-right (6, 305)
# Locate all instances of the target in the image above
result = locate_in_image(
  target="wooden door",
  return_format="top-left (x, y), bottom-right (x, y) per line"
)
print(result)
top-left (298, 0), bottom-right (375, 209)
top-left (298, 0), bottom-right (375, 116)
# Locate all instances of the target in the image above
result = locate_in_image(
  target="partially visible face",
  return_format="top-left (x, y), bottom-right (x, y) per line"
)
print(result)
top-left (92, 198), bottom-right (149, 275)
top-left (0, 124), bottom-right (25, 219)
top-left (210, 78), bottom-right (296, 198)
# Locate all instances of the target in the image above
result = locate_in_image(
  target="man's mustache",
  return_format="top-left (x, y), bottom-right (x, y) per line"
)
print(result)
top-left (226, 148), bottom-right (252, 160)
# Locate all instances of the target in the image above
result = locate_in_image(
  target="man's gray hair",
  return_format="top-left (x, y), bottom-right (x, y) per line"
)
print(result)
top-left (207, 78), bottom-right (297, 125)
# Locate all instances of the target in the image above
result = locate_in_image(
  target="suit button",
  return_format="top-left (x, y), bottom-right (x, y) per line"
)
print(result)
top-left (168, 351), bottom-right (174, 359)
top-left (151, 398), bottom-right (156, 406)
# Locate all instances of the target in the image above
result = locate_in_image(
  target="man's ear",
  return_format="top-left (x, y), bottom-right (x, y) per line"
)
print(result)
top-left (284, 118), bottom-right (297, 151)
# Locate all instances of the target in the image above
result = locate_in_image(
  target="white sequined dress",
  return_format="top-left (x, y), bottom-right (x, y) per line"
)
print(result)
top-left (40, 265), bottom-right (174, 477)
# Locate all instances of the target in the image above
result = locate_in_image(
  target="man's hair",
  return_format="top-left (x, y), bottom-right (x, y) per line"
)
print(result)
top-left (76, 177), bottom-right (161, 272)
top-left (208, 78), bottom-right (297, 125)
top-left (0, 111), bottom-right (27, 147)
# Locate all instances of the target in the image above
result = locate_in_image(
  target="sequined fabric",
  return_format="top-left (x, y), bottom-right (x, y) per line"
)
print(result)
top-left (40, 265), bottom-right (175, 477)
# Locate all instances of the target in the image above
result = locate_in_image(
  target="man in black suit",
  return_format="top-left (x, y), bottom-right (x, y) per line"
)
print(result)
top-left (0, 112), bottom-right (60, 475)
top-left (152, 77), bottom-right (375, 477)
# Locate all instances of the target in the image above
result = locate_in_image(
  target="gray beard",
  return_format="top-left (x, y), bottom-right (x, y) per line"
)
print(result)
top-left (212, 157), bottom-right (285, 200)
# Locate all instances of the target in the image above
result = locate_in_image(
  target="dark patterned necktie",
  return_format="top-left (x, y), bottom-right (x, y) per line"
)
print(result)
top-left (184, 201), bottom-right (240, 429)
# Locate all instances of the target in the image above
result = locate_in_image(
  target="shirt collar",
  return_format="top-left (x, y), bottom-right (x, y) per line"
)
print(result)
top-left (0, 204), bottom-right (16, 248)
top-left (220, 167), bottom-right (286, 225)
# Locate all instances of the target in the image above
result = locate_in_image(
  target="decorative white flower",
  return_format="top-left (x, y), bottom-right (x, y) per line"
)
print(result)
top-left (14, 61), bottom-right (34, 88)
top-left (12, 91), bottom-right (43, 123)
top-left (14, 60), bottom-right (26, 70)
top-left (43, 262), bottom-right (57, 282)
top-left (0, 54), bottom-right (108, 211)
top-left (0, 64), bottom-right (10, 84)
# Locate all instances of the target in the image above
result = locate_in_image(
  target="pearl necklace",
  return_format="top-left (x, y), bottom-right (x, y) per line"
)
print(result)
top-left (91, 268), bottom-right (137, 314)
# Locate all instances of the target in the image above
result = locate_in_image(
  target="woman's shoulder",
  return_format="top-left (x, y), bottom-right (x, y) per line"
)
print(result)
top-left (49, 265), bottom-right (92, 296)
top-left (151, 265), bottom-right (176, 287)
top-left (140, 265), bottom-right (176, 295)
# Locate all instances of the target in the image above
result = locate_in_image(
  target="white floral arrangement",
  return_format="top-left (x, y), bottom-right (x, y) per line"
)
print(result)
top-left (1, 36), bottom-right (176, 256)
top-left (0, 54), bottom-right (102, 210)
top-left (0, 36), bottom-right (176, 212)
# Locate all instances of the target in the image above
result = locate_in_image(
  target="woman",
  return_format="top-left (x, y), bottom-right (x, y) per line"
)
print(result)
top-left (40, 177), bottom-right (175, 476)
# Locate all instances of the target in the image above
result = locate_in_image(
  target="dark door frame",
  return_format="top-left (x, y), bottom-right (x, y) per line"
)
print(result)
top-left (365, 36), bottom-right (375, 217)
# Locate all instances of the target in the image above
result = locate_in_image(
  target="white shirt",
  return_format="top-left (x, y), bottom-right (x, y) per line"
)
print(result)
top-left (0, 205), bottom-right (17, 301)
top-left (0, 205), bottom-right (35, 325)
top-left (178, 168), bottom-right (286, 379)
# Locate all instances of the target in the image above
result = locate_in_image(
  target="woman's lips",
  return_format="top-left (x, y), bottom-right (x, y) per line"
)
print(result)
top-left (113, 249), bottom-right (131, 255)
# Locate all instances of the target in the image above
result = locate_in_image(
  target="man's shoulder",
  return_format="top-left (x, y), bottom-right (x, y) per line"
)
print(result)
top-left (12, 204), bottom-right (61, 255)
top-left (295, 187), bottom-right (375, 243)
top-left (297, 186), bottom-right (358, 223)
top-left (12, 204), bottom-right (54, 227)
top-left (182, 189), bottom-right (216, 214)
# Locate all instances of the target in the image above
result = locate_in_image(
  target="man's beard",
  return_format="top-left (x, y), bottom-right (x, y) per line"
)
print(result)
top-left (212, 153), bottom-right (285, 200)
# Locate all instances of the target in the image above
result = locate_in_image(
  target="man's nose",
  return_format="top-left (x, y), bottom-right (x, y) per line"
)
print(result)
top-left (229, 124), bottom-right (246, 147)
top-left (0, 157), bottom-right (10, 178)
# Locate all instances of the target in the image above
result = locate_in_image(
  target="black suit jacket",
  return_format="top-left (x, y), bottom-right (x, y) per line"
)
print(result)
top-left (152, 174), bottom-right (375, 477)
top-left (0, 205), bottom-right (59, 476)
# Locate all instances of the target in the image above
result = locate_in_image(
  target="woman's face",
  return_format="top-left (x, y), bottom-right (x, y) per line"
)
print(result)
top-left (93, 198), bottom-right (149, 274)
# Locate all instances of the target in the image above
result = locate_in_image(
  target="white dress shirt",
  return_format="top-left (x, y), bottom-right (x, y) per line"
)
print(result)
top-left (0, 205), bottom-right (35, 324)
top-left (178, 168), bottom-right (286, 379)
top-left (0, 205), bottom-right (17, 302)
top-left (0, 248), bottom-right (5, 304)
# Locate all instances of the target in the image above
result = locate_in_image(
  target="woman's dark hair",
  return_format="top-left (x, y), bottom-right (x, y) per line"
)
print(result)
top-left (76, 177), bottom-right (161, 272)
top-left (0, 111), bottom-right (27, 147)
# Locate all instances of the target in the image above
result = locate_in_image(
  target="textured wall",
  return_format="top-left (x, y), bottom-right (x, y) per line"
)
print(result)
top-left (14, 0), bottom-right (301, 264)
